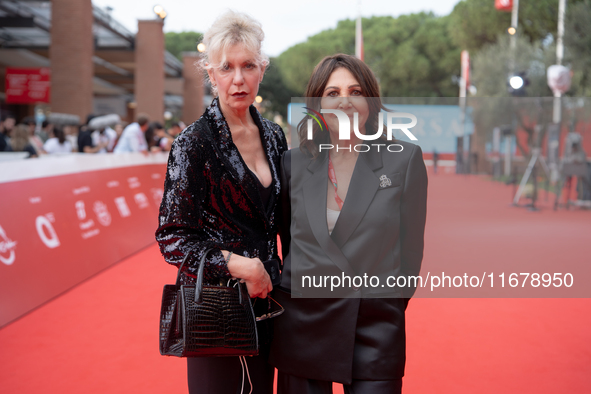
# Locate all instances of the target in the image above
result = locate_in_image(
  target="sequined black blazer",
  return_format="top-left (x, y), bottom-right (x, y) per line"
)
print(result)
top-left (155, 98), bottom-right (288, 282)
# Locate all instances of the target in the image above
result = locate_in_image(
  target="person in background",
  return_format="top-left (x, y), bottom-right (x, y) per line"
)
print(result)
top-left (44, 126), bottom-right (73, 154)
top-left (78, 124), bottom-right (95, 153)
top-left (154, 122), bottom-right (170, 151)
top-left (78, 124), bottom-right (109, 153)
top-left (145, 121), bottom-right (167, 152)
top-left (39, 120), bottom-right (52, 143)
top-left (1, 114), bottom-right (16, 151)
top-left (64, 124), bottom-right (79, 152)
top-left (10, 124), bottom-right (37, 158)
top-left (109, 123), bottom-right (125, 152)
top-left (20, 116), bottom-right (35, 136)
top-left (147, 122), bottom-right (170, 151)
top-left (167, 121), bottom-right (184, 138)
top-left (113, 114), bottom-right (150, 153)
top-left (22, 116), bottom-right (45, 156)
top-left (86, 114), bottom-right (121, 153)
top-left (102, 125), bottom-right (118, 152)
top-left (433, 149), bottom-right (439, 174)
top-left (160, 121), bottom-right (184, 151)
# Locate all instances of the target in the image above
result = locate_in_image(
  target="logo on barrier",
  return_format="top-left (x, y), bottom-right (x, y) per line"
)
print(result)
top-left (151, 188), bottom-right (164, 205)
top-left (79, 219), bottom-right (95, 230)
top-left (73, 186), bottom-right (90, 195)
top-left (75, 200), bottom-right (86, 220)
top-left (0, 225), bottom-right (17, 266)
top-left (114, 197), bottom-right (131, 218)
top-left (134, 193), bottom-right (149, 209)
top-left (128, 177), bottom-right (141, 189)
top-left (93, 201), bottom-right (111, 227)
top-left (36, 214), bottom-right (60, 249)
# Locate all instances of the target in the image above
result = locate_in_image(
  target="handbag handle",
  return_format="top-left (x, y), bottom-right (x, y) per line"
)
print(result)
top-left (176, 248), bottom-right (245, 305)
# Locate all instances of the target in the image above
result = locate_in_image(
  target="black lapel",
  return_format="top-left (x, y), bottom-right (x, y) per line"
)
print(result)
top-left (205, 97), bottom-right (275, 222)
top-left (302, 152), bottom-right (357, 276)
top-left (250, 105), bottom-right (281, 219)
top-left (330, 147), bottom-right (383, 248)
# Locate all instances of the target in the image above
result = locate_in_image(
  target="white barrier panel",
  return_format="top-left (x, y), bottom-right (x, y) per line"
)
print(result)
top-left (0, 153), bottom-right (168, 327)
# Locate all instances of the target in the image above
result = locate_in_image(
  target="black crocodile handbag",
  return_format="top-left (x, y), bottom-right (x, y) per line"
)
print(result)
top-left (159, 249), bottom-right (259, 357)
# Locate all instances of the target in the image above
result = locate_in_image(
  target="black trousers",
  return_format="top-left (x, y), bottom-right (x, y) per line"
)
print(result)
top-left (187, 343), bottom-right (274, 394)
top-left (277, 372), bottom-right (402, 394)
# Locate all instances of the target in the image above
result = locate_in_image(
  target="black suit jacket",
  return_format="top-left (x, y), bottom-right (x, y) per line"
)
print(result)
top-left (155, 97), bottom-right (288, 282)
top-left (270, 141), bottom-right (428, 383)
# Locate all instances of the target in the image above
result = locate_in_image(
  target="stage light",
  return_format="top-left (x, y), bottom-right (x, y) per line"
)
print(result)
top-left (153, 5), bottom-right (166, 19)
top-left (509, 76), bottom-right (524, 90)
top-left (507, 72), bottom-right (530, 96)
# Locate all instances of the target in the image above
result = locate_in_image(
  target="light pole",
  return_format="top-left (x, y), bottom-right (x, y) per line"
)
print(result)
top-left (548, 0), bottom-right (569, 183)
top-left (508, 0), bottom-right (519, 74)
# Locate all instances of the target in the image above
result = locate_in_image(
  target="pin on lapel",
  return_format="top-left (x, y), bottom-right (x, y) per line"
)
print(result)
top-left (379, 175), bottom-right (392, 188)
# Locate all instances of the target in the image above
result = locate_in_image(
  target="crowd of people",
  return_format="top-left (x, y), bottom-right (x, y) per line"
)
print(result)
top-left (0, 112), bottom-right (185, 158)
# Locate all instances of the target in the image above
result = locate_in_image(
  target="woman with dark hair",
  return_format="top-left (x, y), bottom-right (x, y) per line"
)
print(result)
top-left (43, 126), bottom-right (73, 154)
top-left (270, 54), bottom-right (428, 394)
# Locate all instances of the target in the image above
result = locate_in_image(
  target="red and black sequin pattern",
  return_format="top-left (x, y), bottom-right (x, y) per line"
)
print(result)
top-left (155, 97), bottom-right (288, 283)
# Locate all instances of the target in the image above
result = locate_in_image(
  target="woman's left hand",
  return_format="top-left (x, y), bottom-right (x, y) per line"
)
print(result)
top-left (226, 254), bottom-right (273, 298)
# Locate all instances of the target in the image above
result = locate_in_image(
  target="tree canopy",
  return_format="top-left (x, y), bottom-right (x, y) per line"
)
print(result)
top-left (164, 31), bottom-right (202, 61)
top-left (163, 0), bottom-right (591, 122)
top-left (276, 14), bottom-right (461, 98)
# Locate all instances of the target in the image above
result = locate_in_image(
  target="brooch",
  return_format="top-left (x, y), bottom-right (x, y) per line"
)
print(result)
top-left (379, 174), bottom-right (392, 188)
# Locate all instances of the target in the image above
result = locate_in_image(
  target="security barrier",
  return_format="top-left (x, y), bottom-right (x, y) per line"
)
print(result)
top-left (0, 153), bottom-right (168, 327)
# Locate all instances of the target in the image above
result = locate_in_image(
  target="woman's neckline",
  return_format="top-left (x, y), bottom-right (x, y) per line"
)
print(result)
top-left (248, 167), bottom-right (272, 189)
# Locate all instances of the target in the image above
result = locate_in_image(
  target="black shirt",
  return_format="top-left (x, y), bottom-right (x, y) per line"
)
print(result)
top-left (248, 167), bottom-right (273, 209)
top-left (78, 130), bottom-right (93, 152)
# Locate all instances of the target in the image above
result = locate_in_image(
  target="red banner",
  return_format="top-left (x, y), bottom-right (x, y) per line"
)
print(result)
top-left (0, 155), bottom-right (167, 327)
top-left (5, 67), bottom-right (51, 104)
top-left (495, 0), bottom-right (513, 12)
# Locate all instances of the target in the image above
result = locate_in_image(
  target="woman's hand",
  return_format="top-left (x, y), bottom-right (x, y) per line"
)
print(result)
top-left (226, 253), bottom-right (272, 298)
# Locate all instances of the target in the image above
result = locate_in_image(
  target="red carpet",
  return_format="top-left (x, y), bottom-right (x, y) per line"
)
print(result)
top-left (1, 172), bottom-right (590, 393)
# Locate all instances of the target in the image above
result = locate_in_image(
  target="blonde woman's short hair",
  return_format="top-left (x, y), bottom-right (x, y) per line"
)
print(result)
top-left (199, 10), bottom-right (269, 92)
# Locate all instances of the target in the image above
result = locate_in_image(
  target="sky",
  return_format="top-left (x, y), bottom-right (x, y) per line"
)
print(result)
top-left (91, 0), bottom-right (461, 57)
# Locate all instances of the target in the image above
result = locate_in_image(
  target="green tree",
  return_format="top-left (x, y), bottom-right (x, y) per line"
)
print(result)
top-left (258, 58), bottom-right (298, 120)
top-left (370, 13), bottom-right (460, 97)
top-left (564, 0), bottom-right (591, 96)
top-left (276, 14), bottom-right (461, 98)
top-left (447, 0), bottom-right (586, 53)
top-left (472, 35), bottom-right (553, 98)
top-left (276, 18), bottom-right (357, 95)
top-left (164, 31), bottom-right (203, 61)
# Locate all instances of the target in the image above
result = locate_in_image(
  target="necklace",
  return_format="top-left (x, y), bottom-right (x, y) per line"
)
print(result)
top-left (328, 154), bottom-right (344, 210)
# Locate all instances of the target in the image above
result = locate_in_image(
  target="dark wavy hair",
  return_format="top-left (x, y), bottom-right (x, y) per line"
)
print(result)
top-left (298, 53), bottom-right (388, 159)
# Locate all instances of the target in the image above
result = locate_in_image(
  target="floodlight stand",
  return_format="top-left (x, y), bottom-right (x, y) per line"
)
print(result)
top-left (512, 147), bottom-right (551, 206)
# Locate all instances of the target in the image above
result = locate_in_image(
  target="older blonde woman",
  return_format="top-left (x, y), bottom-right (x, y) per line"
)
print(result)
top-left (156, 10), bottom-right (287, 394)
